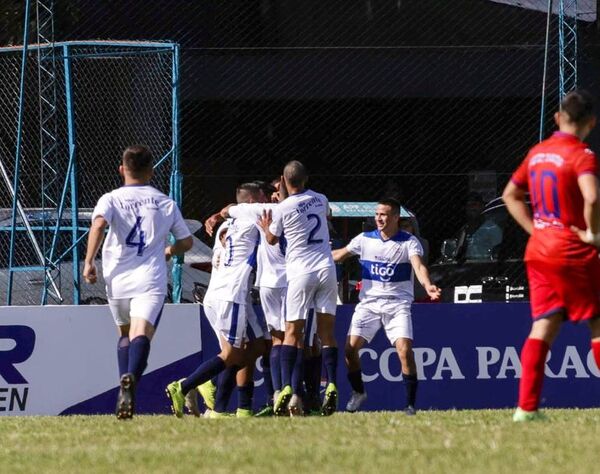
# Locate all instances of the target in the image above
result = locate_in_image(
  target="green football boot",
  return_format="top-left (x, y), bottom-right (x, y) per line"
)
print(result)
top-left (274, 385), bottom-right (293, 416)
top-left (198, 379), bottom-right (217, 411)
top-left (321, 383), bottom-right (338, 416)
top-left (165, 379), bottom-right (186, 418)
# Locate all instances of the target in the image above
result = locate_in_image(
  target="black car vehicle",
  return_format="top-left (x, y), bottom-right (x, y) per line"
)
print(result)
top-left (428, 197), bottom-right (529, 303)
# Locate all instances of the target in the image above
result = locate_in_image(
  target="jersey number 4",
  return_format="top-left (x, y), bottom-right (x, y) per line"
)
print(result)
top-left (126, 216), bottom-right (146, 256)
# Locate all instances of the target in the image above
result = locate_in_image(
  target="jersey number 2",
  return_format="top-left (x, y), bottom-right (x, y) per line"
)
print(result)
top-left (126, 216), bottom-right (146, 256)
top-left (307, 214), bottom-right (324, 244)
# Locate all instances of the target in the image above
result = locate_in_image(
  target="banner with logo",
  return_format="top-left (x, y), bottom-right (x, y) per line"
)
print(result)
top-left (0, 304), bottom-right (202, 416)
top-left (202, 303), bottom-right (600, 411)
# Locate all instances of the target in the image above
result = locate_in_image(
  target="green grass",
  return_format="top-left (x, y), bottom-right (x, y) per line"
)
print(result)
top-left (2, 409), bottom-right (600, 474)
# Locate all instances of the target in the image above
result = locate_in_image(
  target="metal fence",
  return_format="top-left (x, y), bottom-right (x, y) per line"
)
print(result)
top-left (0, 40), bottom-right (179, 305)
top-left (1, 1), bottom-right (599, 303)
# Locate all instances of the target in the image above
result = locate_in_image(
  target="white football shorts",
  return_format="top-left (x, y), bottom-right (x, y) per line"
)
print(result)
top-left (108, 295), bottom-right (166, 328)
top-left (348, 298), bottom-right (413, 344)
top-left (259, 286), bottom-right (286, 332)
top-left (286, 265), bottom-right (337, 322)
top-left (203, 299), bottom-right (264, 348)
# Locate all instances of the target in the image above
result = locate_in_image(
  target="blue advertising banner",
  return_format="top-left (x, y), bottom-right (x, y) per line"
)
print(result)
top-left (201, 303), bottom-right (600, 411)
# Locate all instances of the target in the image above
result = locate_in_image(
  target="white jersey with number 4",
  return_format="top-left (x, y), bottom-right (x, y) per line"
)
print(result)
top-left (92, 184), bottom-right (191, 299)
top-left (346, 229), bottom-right (423, 303)
top-left (269, 189), bottom-right (333, 280)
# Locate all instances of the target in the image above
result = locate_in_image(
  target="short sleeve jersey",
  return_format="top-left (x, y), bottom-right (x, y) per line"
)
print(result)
top-left (207, 216), bottom-right (259, 304)
top-left (511, 131), bottom-right (598, 263)
top-left (347, 229), bottom-right (423, 302)
top-left (229, 203), bottom-right (287, 288)
top-left (268, 189), bottom-right (333, 280)
top-left (91, 184), bottom-right (191, 299)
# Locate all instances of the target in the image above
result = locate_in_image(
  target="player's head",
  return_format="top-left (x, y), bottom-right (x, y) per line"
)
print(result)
top-left (251, 180), bottom-right (276, 204)
top-left (120, 145), bottom-right (153, 183)
top-left (236, 182), bottom-right (262, 204)
top-left (555, 89), bottom-right (596, 139)
top-left (270, 178), bottom-right (287, 203)
top-left (283, 160), bottom-right (308, 191)
top-left (375, 198), bottom-right (401, 234)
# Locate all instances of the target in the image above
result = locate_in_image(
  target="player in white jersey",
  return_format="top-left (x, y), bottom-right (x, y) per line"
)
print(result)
top-left (166, 184), bottom-right (266, 418)
top-left (83, 145), bottom-right (193, 420)
top-left (259, 161), bottom-right (340, 416)
top-left (333, 198), bottom-right (441, 415)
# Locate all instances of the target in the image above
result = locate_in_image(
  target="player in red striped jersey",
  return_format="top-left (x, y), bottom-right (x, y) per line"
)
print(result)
top-left (503, 89), bottom-right (600, 421)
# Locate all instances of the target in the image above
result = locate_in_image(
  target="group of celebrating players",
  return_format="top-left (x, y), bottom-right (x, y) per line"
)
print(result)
top-left (84, 89), bottom-right (600, 422)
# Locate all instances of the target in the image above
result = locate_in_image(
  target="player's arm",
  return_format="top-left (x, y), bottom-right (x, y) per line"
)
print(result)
top-left (165, 235), bottom-right (193, 261)
top-left (332, 247), bottom-right (354, 262)
top-left (502, 180), bottom-right (533, 235)
top-left (409, 254), bottom-right (441, 301)
top-left (570, 173), bottom-right (600, 245)
top-left (258, 209), bottom-right (279, 245)
top-left (204, 211), bottom-right (226, 237)
top-left (83, 216), bottom-right (108, 284)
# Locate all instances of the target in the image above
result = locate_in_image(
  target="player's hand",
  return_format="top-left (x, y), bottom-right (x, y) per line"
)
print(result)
top-left (165, 245), bottom-right (173, 261)
top-left (204, 212), bottom-right (223, 237)
top-left (570, 225), bottom-right (600, 247)
top-left (83, 262), bottom-right (97, 284)
top-left (425, 284), bottom-right (441, 301)
top-left (258, 209), bottom-right (273, 232)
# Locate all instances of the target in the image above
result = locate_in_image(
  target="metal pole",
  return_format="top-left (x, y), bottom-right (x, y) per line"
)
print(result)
top-left (539, 0), bottom-right (553, 142)
top-left (7, 0), bottom-right (32, 305)
top-left (170, 43), bottom-right (183, 303)
top-left (64, 44), bottom-right (80, 304)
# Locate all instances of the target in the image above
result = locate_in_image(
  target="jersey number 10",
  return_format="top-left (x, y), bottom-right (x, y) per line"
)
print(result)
top-left (529, 169), bottom-right (561, 219)
top-left (126, 216), bottom-right (146, 256)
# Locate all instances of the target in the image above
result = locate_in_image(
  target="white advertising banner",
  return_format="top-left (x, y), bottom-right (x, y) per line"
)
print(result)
top-left (0, 304), bottom-right (202, 416)
top-left (489, 0), bottom-right (596, 21)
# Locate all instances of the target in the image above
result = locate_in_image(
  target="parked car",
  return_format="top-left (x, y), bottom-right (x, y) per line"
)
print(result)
top-left (427, 197), bottom-right (529, 303)
top-left (0, 208), bottom-right (212, 305)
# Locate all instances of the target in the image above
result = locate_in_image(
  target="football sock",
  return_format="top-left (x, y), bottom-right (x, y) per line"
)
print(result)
top-left (347, 369), bottom-right (365, 394)
top-left (322, 346), bottom-right (338, 385)
top-left (518, 338), bottom-right (549, 411)
top-left (270, 344), bottom-right (282, 391)
top-left (237, 383), bottom-right (254, 410)
top-left (181, 356), bottom-right (226, 395)
top-left (310, 353), bottom-right (322, 396)
top-left (117, 336), bottom-right (130, 378)
top-left (304, 354), bottom-right (315, 395)
top-left (403, 373), bottom-right (418, 407)
top-left (261, 353), bottom-right (274, 403)
top-left (214, 365), bottom-right (239, 413)
top-left (127, 335), bottom-right (150, 383)
top-left (292, 349), bottom-right (305, 397)
top-left (591, 341), bottom-right (600, 370)
top-left (280, 345), bottom-right (298, 388)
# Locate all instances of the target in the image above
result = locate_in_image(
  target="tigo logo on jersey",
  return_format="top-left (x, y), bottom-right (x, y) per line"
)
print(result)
top-left (361, 260), bottom-right (411, 283)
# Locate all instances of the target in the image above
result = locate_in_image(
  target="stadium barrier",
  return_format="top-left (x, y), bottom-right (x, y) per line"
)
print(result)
top-left (2, 302), bottom-right (600, 416)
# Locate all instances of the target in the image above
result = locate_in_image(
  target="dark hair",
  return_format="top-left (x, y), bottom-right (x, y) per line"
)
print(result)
top-left (283, 160), bottom-right (308, 188)
top-left (560, 89), bottom-right (595, 124)
top-left (377, 198), bottom-right (401, 215)
top-left (122, 145), bottom-right (153, 178)
top-left (236, 182), bottom-right (262, 203)
top-left (252, 180), bottom-right (276, 196)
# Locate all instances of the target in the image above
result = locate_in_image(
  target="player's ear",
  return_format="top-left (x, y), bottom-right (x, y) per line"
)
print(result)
top-left (554, 111), bottom-right (562, 128)
top-left (118, 165), bottom-right (125, 178)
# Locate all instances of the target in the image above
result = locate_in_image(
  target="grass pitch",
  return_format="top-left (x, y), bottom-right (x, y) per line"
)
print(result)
top-left (2, 409), bottom-right (600, 474)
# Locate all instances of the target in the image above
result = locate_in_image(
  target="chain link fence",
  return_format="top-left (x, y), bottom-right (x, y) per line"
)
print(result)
top-left (0, 42), bottom-right (177, 304)
top-left (1, 1), bottom-right (599, 303)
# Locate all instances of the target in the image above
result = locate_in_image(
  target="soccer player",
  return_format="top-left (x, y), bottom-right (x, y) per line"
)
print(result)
top-left (166, 183), bottom-right (265, 418)
top-left (333, 198), bottom-right (441, 414)
top-left (83, 145), bottom-right (193, 420)
top-left (503, 89), bottom-right (600, 422)
top-left (259, 160), bottom-right (339, 416)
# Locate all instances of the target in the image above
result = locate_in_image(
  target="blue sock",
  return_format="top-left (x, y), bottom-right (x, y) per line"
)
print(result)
top-left (117, 336), bottom-right (130, 378)
top-left (261, 354), bottom-right (274, 403)
top-left (181, 356), bottom-right (226, 395)
top-left (322, 346), bottom-right (338, 385)
top-left (404, 374), bottom-right (418, 407)
top-left (270, 345), bottom-right (282, 391)
top-left (347, 369), bottom-right (364, 393)
top-left (292, 349), bottom-right (305, 396)
top-left (237, 383), bottom-right (254, 410)
top-left (214, 365), bottom-right (239, 413)
top-left (280, 345), bottom-right (298, 388)
top-left (127, 335), bottom-right (150, 383)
